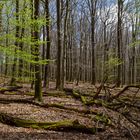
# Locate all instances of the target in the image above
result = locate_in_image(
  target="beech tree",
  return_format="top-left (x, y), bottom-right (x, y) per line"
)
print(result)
top-left (43, 0), bottom-right (51, 89)
top-left (116, 0), bottom-right (124, 87)
top-left (33, 0), bottom-right (42, 101)
top-left (10, 0), bottom-right (19, 86)
top-left (62, 0), bottom-right (69, 88)
top-left (86, 0), bottom-right (98, 84)
top-left (56, 0), bottom-right (62, 89)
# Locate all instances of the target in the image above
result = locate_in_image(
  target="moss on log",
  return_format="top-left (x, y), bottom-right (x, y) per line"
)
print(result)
top-left (72, 90), bottom-right (81, 98)
top-left (70, 90), bottom-right (88, 105)
top-left (80, 96), bottom-right (87, 104)
top-left (0, 86), bottom-right (22, 93)
top-left (93, 114), bottom-right (111, 125)
top-left (85, 99), bottom-right (106, 106)
top-left (0, 98), bottom-right (112, 126)
top-left (0, 113), bottom-right (104, 134)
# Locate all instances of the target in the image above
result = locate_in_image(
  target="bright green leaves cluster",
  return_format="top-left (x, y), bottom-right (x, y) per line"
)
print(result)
top-left (0, 45), bottom-right (49, 65)
top-left (0, 0), bottom-right (49, 66)
top-left (130, 40), bottom-right (140, 47)
top-left (106, 58), bottom-right (122, 67)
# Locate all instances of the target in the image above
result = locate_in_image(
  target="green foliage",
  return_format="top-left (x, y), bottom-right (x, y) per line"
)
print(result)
top-left (0, 0), bottom-right (49, 63)
top-left (129, 40), bottom-right (140, 47)
top-left (106, 57), bottom-right (122, 68)
top-left (0, 45), bottom-right (49, 65)
top-left (103, 55), bottom-right (122, 82)
top-left (94, 114), bottom-right (111, 125)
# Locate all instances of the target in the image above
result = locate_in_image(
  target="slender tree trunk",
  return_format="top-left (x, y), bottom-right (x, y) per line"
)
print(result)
top-left (0, 3), bottom-right (2, 33)
top-left (84, 34), bottom-right (88, 82)
top-left (3, 4), bottom-right (9, 76)
top-left (66, 38), bottom-right (69, 81)
top-left (91, 0), bottom-right (97, 85)
top-left (62, 0), bottom-right (69, 88)
top-left (18, 1), bottom-right (26, 78)
top-left (44, 0), bottom-right (51, 89)
top-left (103, 24), bottom-right (108, 79)
top-left (10, 0), bottom-right (19, 86)
top-left (0, 4), bottom-right (3, 76)
top-left (116, 0), bottom-right (123, 87)
top-left (56, 0), bottom-right (62, 89)
top-left (131, 23), bottom-right (137, 84)
top-left (69, 34), bottom-right (73, 82)
top-left (33, 0), bottom-right (42, 101)
top-left (76, 18), bottom-right (83, 85)
top-left (18, 26), bottom-right (25, 78)
top-left (42, 26), bottom-right (45, 80)
top-left (30, 0), bottom-right (34, 89)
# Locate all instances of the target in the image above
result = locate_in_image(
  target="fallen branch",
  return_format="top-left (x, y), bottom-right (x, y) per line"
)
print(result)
top-left (111, 85), bottom-right (140, 100)
top-left (0, 113), bottom-right (104, 134)
top-left (93, 78), bottom-right (108, 99)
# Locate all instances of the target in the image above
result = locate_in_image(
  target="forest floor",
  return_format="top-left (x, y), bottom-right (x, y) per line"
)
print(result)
top-left (0, 78), bottom-right (140, 139)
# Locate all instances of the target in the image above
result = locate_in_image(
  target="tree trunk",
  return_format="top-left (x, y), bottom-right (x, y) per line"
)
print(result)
top-left (18, 1), bottom-right (26, 78)
top-left (42, 26), bottom-right (45, 80)
top-left (56, 0), bottom-right (62, 89)
top-left (10, 0), bottom-right (19, 86)
top-left (116, 0), bottom-right (123, 87)
top-left (30, 0), bottom-right (34, 89)
top-left (44, 0), bottom-right (51, 89)
top-left (62, 0), bottom-right (69, 88)
top-left (33, 0), bottom-right (42, 101)
top-left (91, 0), bottom-right (97, 85)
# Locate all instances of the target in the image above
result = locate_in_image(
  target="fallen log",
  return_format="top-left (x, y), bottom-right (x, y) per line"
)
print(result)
top-left (0, 86), bottom-right (22, 94)
top-left (62, 88), bottom-right (88, 105)
top-left (0, 113), bottom-right (104, 134)
top-left (72, 90), bottom-right (88, 104)
top-left (0, 98), bottom-right (99, 116)
top-left (0, 98), bottom-right (112, 126)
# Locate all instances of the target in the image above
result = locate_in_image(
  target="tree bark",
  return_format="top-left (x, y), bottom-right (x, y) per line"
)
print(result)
top-left (56, 0), bottom-right (62, 89)
top-left (62, 0), bottom-right (69, 88)
top-left (10, 0), bottom-right (19, 86)
top-left (90, 0), bottom-right (97, 85)
top-left (116, 0), bottom-right (123, 87)
top-left (44, 0), bottom-right (51, 89)
top-left (33, 0), bottom-right (42, 101)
